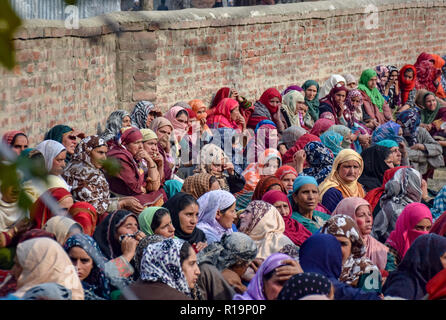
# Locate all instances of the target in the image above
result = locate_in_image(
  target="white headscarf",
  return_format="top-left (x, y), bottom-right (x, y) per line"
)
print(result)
top-left (197, 190), bottom-right (236, 243)
top-left (35, 140), bottom-right (66, 172)
top-left (43, 216), bottom-right (83, 245)
top-left (319, 74), bottom-right (347, 98)
top-left (0, 191), bottom-right (24, 232)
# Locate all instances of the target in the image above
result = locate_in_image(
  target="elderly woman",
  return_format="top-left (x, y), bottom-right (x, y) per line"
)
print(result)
top-left (149, 117), bottom-right (175, 181)
top-left (2, 131), bottom-right (28, 156)
top-left (318, 149), bottom-right (365, 213)
top-left (63, 135), bottom-right (143, 217)
top-left (99, 110), bottom-right (132, 143)
top-left (319, 74), bottom-right (346, 98)
top-left (197, 232), bottom-right (257, 298)
top-left (105, 127), bottom-right (164, 207)
top-left (130, 101), bottom-right (162, 129)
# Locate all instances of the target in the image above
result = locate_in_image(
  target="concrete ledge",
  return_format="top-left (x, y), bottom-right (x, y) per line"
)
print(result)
top-left (14, 0), bottom-right (446, 39)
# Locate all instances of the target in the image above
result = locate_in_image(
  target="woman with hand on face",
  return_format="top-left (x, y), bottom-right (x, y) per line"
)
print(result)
top-left (63, 135), bottom-right (144, 217)
top-left (319, 85), bottom-right (351, 127)
top-left (99, 110), bottom-right (132, 145)
top-left (248, 88), bottom-right (286, 133)
top-left (319, 149), bottom-right (365, 213)
top-left (149, 117), bottom-right (175, 181)
top-left (233, 252), bottom-right (303, 300)
top-left (105, 127), bottom-right (164, 207)
top-left (140, 129), bottom-right (165, 188)
top-left (208, 87), bottom-right (254, 126)
top-left (163, 192), bottom-right (207, 253)
top-left (207, 98), bottom-right (246, 132)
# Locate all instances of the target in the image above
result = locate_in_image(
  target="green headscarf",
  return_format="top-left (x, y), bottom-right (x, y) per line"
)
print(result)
top-left (420, 92), bottom-right (441, 124)
top-left (376, 139), bottom-right (398, 148)
top-left (357, 69), bottom-right (385, 112)
top-left (302, 80), bottom-right (320, 121)
top-left (44, 125), bottom-right (73, 143)
top-left (163, 180), bottom-right (183, 199)
top-left (138, 206), bottom-right (169, 236)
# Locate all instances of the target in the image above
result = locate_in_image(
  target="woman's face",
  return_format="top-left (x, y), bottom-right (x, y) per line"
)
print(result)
top-left (338, 160), bottom-right (361, 183)
top-left (210, 162), bottom-right (224, 176)
top-left (68, 246), bottom-right (94, 281)
top-left (305, 85), bottom-right (318, 101)
top-left (116, 216), bottom-right (139, 238)
top-left (350, 95), bottom-right (362, 109)
top-left (334, 90), bottom-right (347, 106)
top-left (122, 116), bottom-right (132, 128)
top-left (262, 158), bottom-right (280, 176)
top-left (380, 72), bottom-right (389, 85)
top-left (178, 203), bottom-right (199, 235)
top-left (11, 135), bottom-right (28, 156)
top-left (269, 97), bottom-right (281, 109)
top-left (176, 113), bottom-right (188, 128)
top-left (296, 102), bottom-right (308, 115)
top-left (389, 146), bottom-right (402, 166)
top-left (156, 126), bottom-right (172, 146)
top-left (425, 95), bottom-right (438, 111)
top-left (413, 218), bottom-right (432, 232)
top-left (347, 82), bottom-right (357, 90)
top-left (181, 246), bottom-right (201, 289)
top-left (154, 213), bottom-right (175, 238)
top-left (384, 152), bottom-right (395, 169)
top-left (146, 113), bottom-right (155, 127)
top-left (90, 145), bottom-right (108, 169)
top-left (281, 173), bottom-right (297, 193)
top-left (216, 202), bottom-right (237, 229)
top-left (51, 150), bottom-right (67, 175)
top-left (143, 139), bottom-right (159, 156)
top-left (367, 76), bottom-right (378, 90)
top-left (441, 252), bottom-right (446, 269)
top-left (273, 201), bottom-right (290, 217)
top-left (62, 132), bottom-right (78, 155)
top-left (238, 209), bottom-right (253, 233)
top-left (230, 107), bottom-right (241, 121)
top-left (125, 139), bottom-right (143, 157)
top-left (355, 205), bottom-right (373, 236)
top-left (292, 184), bottom-right (319, 212)
top-left (263, 271), bottom-right (287, 300)
top-left (404, 70), bottom-right (414, 81)
top-left (59, 195), bottom-right (74, 210)
top-left (196, 107), bottom-right (207, 120)
top-left (389, 71), bottom-right (398, 83)
top-left (335, 235), bottom-right (352, 264)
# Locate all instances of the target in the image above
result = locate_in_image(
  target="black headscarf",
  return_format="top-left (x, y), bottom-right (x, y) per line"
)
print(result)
top-left (93, 210), bottom-right (139, 260)
top-left (277, 272), bottom-right (332, 300)
top-left (358, 145), bottom-right (392, 192)
top-left (162, 192), bottom-right (206, 244)
top-left (383, 234), bottom-right (446, 300)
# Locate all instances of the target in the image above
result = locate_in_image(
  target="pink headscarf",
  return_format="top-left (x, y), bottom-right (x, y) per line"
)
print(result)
top-left (2, 130), bottom-right (26, 146)
top-left (206, 98), bottom-right (239, 129)
top-left (385, 202), bottom-right (433, 259)
top-left (275, 165), bottom-right (298, 180)
top-left (262, 190), bottom-right (312, 246)
top-left (332, 197), bottom-right (389, 270)
top-left (164, 106), bottom-right (188, 141)
top-left (309, 119), bottom-right (335, 137)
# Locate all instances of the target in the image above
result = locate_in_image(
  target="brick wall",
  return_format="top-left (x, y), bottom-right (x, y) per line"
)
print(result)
top-left (2, 0), bottom-right (446, 145)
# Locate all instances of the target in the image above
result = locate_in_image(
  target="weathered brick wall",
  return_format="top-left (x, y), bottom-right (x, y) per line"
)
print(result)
top-left (2, 0), bottom-right (446, 145)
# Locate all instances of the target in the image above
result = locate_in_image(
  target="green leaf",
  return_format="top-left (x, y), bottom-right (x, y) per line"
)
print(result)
top-left (17, 189), bottom-right (33, 212)
top-left (101, 158), bottom-right (122, 177)
top-left (0, 1), bottom-right (22, 70)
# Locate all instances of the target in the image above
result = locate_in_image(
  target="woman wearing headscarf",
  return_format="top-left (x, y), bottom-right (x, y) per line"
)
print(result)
top-left (321, 215), bottom-right (381, 291)
top-left (383, 203), bottom-right (433, 272)
top-left (138, 207), bottom-right (175, 239)
top-left (42, 215), bottom-right (83, 246)
top-left (208, 87), bottom-right (254, 125)
top-left (197, 232), bottom-right (257, 298)
top-left (122, 238), bottom-right (201, 300)
top-left (164, 106), bottom-right (189, 144)
top-left (288, 176), bottom-right (330, 234)
top-left (93, 209), bottom-right (145, 279)
top-left (319, 149), bottom-right (365, 213)
top-left (299, 233), bottom-right (381, 300)
top-left (383, 65), bottom-right (401, 111)
top-left (383, 234), bottom-right (446, 300)
top-left (105, 127), bottom-right (164, 207)
top-left (195, 143), bottom-right (245, 195)
top-left (251, 175), bottom-right (287, 201)
top-left (277, 272), bottom-right (334, 300)
top-left (319, 85), bottom-right (351, 126)
top-left (130, 100), bottom-right (162, 129)
top-left (343, 74), bottom-right (358, 90)
top-left (281, 133), bottom-right (320, 165)
top-left (301, 80), bottom-right (320, 122)
top-left (426, 267), bottom-right (446, 300)
top-left (399, 64), bottom-right (418, 111)
top-left (372, 167), bottom-right (424, 243)
top-left (162, 180), bottom-right (183, 200)
top-left (238, 201), bottom-right (295, 260)
top-left (320, 130), bottom-right (344, 158)
top-left (281, 90), bottom-right (313, 129)
top-left (99, 110), bottom-right (132, 143)
top-left (300, 141), bottom-right (334, 184)
top-left (66, 202), bottom-right (97, 236)
top-left (414, 52), bottom-right (440, 94)
top-left (248, 88), bottom-right (285, 133)
top-left (372, 120), bottom-right (404, 144)
top-left (262, 190), bottom-right (311, 246)
top-left (149, 117), bottom-right (175, 181)
top-left (416, 89), bottom-right (446, 136)
top-left (280, 126), bottom-right (308, 149)
top-left (397, 108), bottom-right (444, 179)
top-left (207, 98), bottom-right (245, 132)
top-left (162, 192), bottom-right (207, 252)
top-left (358, 145), bottom-right (394, 192)
top-left (196, 190), bottom-right (236, 244)
top-left (11, 237), bottom-right (84, 300)
top-left (374, 65), bottom-right (389, 96)
top-left (431, 184), bottom-right (446, 220)
top-left (245, 120), bottom-right (279, 164)
top-left (236, 149), bottom-right (281, 210)
top-left (358, 69), bottom-right (392, 127)
top-left (274, 165), bottom-right (298, 194)
top-left (332, 197), bottom-right (389, 272)
top-left (431, 54), bottom-right (446, 99)
top-left (2, 131), bottom-right (28, 156)
top-left (233, 252), bottom-right (302, 300)
top-left (181, 173), bottom-right (220, 199)
top-left (44, 124), bottom-right (84, 164)
top-left (187, 99), bottom-right (213, 148)
top-left (319, 74), bottom-right (346, 98)
top-left (309, 118), bottom-right (334, 137)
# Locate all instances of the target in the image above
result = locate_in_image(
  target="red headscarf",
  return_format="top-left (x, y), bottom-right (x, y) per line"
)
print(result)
top-left (275, 165), bottom-right (298, 180)
top-left (68, 202), bottom-right (98, 236)
top-left (2, 130), bottom-right (26, 146)
top-left (282, 133), bottom-right (321, 165)
top-left (30, 188), bottom-right (73, 229)
top-left (251, 175), bottom-right (287, 201)
top-left (426, 268), bottom-right (446, 300)
top-left (430, 210), bottom-right (446, 237)
top-left (258, 88), bottom-right (282, 114)
top-left (398, 65), bottom-right (417, 105)
top-left (262, 190), bottom-right (312, 246)
top-left (319, 85), bottom-right (349, 124)
top-left (364, 166), bottom-right (410, 213)
top-left (385, 202), bottom-right (433, 259)
top-left (310, 118), bottom-right (335, 136)
top-left (206, 98), bottom-right (239, 129)
top-left (121, 127), bottom-right (143, 145)
top-left (415, 52), bottom-right (435, 66)
top-left (210, 87), bottom-right (231, 109)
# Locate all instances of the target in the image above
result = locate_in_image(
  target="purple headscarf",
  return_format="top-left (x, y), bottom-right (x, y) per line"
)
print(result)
top-left (282, 85), bottom-right (303, 96)
top-left (233, 253), bottom-right (293, 300)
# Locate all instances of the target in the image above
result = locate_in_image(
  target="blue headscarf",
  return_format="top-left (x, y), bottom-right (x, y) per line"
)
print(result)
top-left (163, 180), bottom-right (184, 199)
top-left (292, 175), bottom-right (318, 194)
top-left (320, 131), bottom-right (344, 158)
top-left (372, 121), bottom-right (404, 144)
top-left (254, 120), bottom-right (277, 134)
top-left (301, 141), bottom-right (334, 184)
top-left (64, 233), bottom-right (111, 300)
top-left (397, 108), bottom-right (421, 146)
top-left (375, 139), bottom-right (399, 148)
